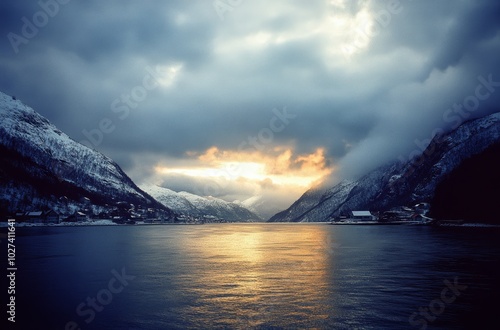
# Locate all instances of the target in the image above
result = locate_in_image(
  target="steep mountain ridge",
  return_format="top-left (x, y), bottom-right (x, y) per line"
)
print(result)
top-left (140, 185), bottom-right (199, 215)
top-left (0, 92), bottom-right (171, 217)
top-left (142, 184), bottom-right (262, 222)
top-left (269, 112), bottom-right (500, 222)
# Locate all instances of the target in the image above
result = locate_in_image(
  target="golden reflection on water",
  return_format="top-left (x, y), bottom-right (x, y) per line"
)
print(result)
top-left (175, 224), bottom-right (336, 327)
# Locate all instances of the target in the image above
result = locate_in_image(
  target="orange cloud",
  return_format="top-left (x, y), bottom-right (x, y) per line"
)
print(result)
top-left (157, 146), bottom-right (334, 189)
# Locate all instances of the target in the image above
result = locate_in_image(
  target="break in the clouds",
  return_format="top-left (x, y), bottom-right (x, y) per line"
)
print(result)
top-left (1, 0), bottom-right (500, 214)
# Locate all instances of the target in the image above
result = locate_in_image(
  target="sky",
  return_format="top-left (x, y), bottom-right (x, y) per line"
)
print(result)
top-left (1, 0), bottom-right (500, 217)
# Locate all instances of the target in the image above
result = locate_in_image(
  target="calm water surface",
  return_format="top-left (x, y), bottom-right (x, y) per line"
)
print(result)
top-left (5, 224), bottom-right (500, 329)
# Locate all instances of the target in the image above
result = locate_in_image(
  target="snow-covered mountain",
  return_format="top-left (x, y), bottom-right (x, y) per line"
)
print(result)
top-left (142, 184), bottom-right (262, 222)
top-left (141, 185), bottom-right (199, 215)
top-left (269, 112), bottom-right (500, 222)
top-left (236, 195), bottom-right (283, 220)
top-left (0, 91), bottom-right (172, 217)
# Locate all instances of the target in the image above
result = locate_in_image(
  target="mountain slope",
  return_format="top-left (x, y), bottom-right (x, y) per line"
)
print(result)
top-left (0, 92), bottom-right (171, 217)
top-left (141, 185), bottom-right (199, 215)
top-left (430, 141), bottom-right (500, 222)
top-left (237, 195), bottom-right (286, 220)
top-left (142, 185), bottom-right (262, 222)
top-left (269, 112), bottom-right (500, 222)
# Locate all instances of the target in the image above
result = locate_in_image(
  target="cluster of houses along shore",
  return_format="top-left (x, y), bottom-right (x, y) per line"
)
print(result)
top-left (333, 203), bottom-right (432, 223)
top-left (6, 203), bottom-right (432, 224)
top-left (7, 205), bottom-right (171, 224)
top-left (11, 210), bottom-right (89, 224)
top-left (4, 208), bottom-right (232, 225)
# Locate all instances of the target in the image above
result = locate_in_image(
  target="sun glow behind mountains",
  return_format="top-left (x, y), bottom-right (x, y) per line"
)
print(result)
top-left (155, 146), bottom-right (333, 191)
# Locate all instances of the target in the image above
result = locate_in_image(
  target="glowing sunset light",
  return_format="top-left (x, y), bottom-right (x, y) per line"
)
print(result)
top-left (157, 161), bottom-right (266, 181)
top-left (155, 146), bottom-right (333, 190)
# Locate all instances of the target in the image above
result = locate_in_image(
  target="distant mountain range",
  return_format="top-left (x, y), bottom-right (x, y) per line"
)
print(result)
top-left (3, 90), bottom-right (498, 223)
top-left (269, 112), bottom-right (500, 223)
top-left (142, 185), bottom-right (262, 222)
top-left (235, 195), bottom-right (285, 220)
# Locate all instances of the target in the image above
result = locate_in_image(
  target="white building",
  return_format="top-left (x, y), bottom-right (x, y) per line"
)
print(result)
top-left (350, 211), bottom-right (375, 221)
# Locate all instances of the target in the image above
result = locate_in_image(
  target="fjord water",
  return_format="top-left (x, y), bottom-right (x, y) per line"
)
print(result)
top-left (10, 224), bottom-right (500, 329)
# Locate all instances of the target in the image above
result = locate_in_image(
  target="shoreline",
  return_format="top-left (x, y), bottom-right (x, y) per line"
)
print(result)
top-left (1, 220), bottom-right (499, 228)
top-left (0, 219), bottom-right (205, 228)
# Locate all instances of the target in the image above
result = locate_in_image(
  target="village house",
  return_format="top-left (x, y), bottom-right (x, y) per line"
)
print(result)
top-left (74, 211), bottom-right (89, 222)
top-left (64, 211), bottom-right (89, 222)
top-left (27, 211), bottom-right (44, 223)
top-left (45, 210), bottom-right (60, 224)
top-left (349, 211), bottom-right (376, 221)
top-left (24, 210), bottom-right (61, 224)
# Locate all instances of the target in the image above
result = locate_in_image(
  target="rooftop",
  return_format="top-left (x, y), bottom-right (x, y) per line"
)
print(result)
top-left (351, 211), bottom-right (372, 217)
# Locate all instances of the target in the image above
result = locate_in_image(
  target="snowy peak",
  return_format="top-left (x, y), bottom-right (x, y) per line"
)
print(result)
top-left (1, 92), bottom-right (130, 193)
top-left (445, 112), bottom-right (500, 147)
top-left (0, 91), bottom-right (171, 217)
top-left (235, 195), bottom-right (290, 220)
top-left (143, 185), bottom-right (262, 222)
top-left (141, 185), bottom-right (199, 215)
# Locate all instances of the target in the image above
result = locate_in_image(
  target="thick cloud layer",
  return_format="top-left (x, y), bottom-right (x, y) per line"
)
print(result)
top-left (1, 0), bottom-right (499, 212)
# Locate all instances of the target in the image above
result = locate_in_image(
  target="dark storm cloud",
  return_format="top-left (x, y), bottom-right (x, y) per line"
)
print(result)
top-left (330, 0), bottom-right (500, 178)
top-left (0, 0), bottom-right (215, 126)
top-left (368, 0), bottom-right (500, 77)
top-left (1, 0), bottom-right (499, 199)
